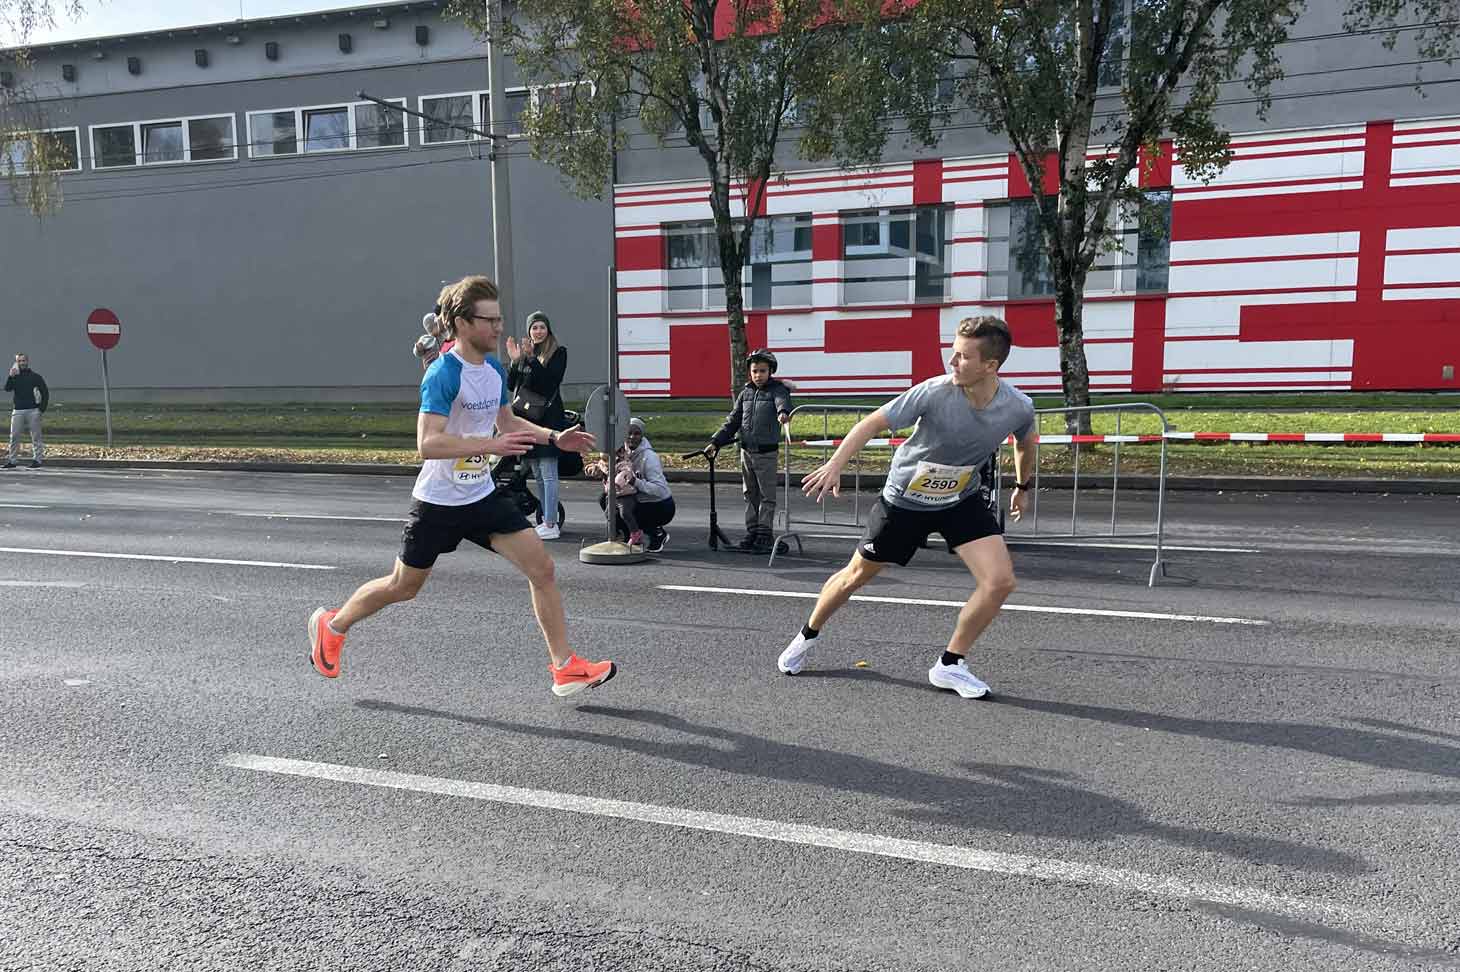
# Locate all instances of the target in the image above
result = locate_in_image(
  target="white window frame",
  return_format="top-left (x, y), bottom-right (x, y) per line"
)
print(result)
top-left (418, 90), bottom-right (488, 145)
top-left (4, 126), bottom-right (82, 174)
top-left (841, 206), bottom-right (947, 305)
top-left (88, 114), bottom-right (238, 170)
top-left (245, 99), bottom-right (408, 159)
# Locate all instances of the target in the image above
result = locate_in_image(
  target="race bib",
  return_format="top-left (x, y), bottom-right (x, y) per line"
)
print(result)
top-left (903, 461), bottom-right (974, 506)
top-left (453, 454), bottom-right (489, 485)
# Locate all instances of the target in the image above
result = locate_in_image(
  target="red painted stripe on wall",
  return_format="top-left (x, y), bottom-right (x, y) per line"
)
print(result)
top-left (615, 235), bottom-right (663, 272)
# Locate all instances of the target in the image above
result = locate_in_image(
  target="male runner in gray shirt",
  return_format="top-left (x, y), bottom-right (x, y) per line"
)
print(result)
top-left (777, 317), bottom-right (1038, 698)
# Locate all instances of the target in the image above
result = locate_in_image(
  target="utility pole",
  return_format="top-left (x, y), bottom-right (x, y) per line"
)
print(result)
top-left (484, 0), bottom-right (517, 339)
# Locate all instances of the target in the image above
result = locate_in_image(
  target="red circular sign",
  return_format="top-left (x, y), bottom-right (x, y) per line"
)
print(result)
top-left (86, 308), bottom-right (121, 351)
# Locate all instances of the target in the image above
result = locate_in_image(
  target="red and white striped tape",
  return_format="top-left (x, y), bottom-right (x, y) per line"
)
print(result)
top-left (798, 432), bottom-right (1460, 447)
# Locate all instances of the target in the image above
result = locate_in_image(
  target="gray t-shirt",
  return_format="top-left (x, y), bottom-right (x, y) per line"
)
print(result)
top-left (879, 376), bottom-right (1035, 510)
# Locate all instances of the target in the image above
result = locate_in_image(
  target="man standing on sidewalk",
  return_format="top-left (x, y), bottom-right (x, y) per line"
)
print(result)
top-left (5, 354), bottom-right (48, 469)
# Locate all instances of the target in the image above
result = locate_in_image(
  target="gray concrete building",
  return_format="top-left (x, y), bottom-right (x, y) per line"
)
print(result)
top-left (3, 3), bottom-right (1457, 401)
top-left (2, 1), bottom-right (613, 402)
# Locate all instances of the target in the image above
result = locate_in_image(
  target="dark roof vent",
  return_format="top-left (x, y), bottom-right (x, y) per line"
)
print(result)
top-left (127, 56), bottom-right (141, 75)
top-left (265, 41), bottom-right (279, 60)
top-left (61, 63), bottom-right (76, 82)
top-left (415, 25), bottom-right (429, 46)
top-left (194, 48), bottom-right (209, 68)
top-left (338, 32), bottom-right (352, 54)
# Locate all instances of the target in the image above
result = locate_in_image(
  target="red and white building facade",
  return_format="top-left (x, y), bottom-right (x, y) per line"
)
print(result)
top-left (611, 114), bottom-right (1460, 398)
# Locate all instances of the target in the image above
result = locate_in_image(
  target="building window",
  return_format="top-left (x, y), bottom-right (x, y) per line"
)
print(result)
top-left (841, 206), bottom-right (950, 304)
top-left (3, 127), bottom-right (81, 173)
top-left (90, 115), bottom-right (237, 169)
top-left (93, 124), bottom-right (138, 168)
top-left (187, 116), bottom-right (233, 161)
top-left (247, 100), bottom-right (406, 158)
top-left (303, 107), bottom-right (350, 152)
top-left (421, 93), bottom-right (477, 144)
top-left (249, 110), bottom-right (297, 156)
top-left (662, 215), bottom-right (815, 312)
top-left (749, 214), bottom-right (813, 309)
top-left (986, 189), bottom-right (1171, 298)
top-left (142, 121), bottom-right (184, 163)
top-left (665, 223), bottom-right (724, 312)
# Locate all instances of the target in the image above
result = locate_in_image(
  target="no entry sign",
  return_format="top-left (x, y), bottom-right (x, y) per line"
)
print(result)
top-left (86, 308), bottom-right (121, 351)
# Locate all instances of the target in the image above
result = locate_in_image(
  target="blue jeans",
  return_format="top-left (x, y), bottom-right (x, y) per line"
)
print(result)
top-left (528, 455), bottom-right (560, 526)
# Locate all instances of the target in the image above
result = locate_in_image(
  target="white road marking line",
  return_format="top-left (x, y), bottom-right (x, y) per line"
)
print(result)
top-left (223, 753), bottom-right (1377, 931)
top-left (233, 512), bottom-right (404, 523)
top-left (0, 547), bottom-right (335, 570)
top-left (0, 503), bottom-right (49, 509)
top-left (660, 585), bottom-right (1269, 626)
top-left (0, 580), bottom-right (86, 589)
top-left (64, 679), bottom-right (92, 686)
top-left (1008, 539), bottom-right (1261, 554)
top-left (801, 533), bottom-right (1259, 554)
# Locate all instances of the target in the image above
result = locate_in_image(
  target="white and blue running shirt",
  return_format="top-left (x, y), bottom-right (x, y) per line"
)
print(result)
top-left (412, 346), bottom-right (511, 506)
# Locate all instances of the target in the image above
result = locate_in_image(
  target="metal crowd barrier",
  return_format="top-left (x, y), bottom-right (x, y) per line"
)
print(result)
top-left (768, 401), bottom-right (1171, 587)
top-left (1000, 402), bottom-right (1171, 587)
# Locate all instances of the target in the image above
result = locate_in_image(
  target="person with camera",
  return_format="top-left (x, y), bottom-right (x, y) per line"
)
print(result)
top-left (506, 311), bottom-right (568, 540)
top-left (5, 353), bottom-right (48, 469)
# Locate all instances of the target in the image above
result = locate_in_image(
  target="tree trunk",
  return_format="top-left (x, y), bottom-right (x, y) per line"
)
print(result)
top-left (721, 234), bottom-right (749, 398)
top-left (1055, 270), bottom-right (1093, 435)
top-left (707, 168), bottom-right (748, 400)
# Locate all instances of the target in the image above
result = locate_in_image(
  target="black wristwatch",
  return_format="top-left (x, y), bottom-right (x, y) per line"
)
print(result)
top-left (1013, 480), bottom-right (1032, 491)
top-left (547, 431), bottom-right (558, 448)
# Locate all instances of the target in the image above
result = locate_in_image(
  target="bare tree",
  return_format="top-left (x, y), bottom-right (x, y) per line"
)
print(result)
top-left (1, 1), bottom-right (85, 215)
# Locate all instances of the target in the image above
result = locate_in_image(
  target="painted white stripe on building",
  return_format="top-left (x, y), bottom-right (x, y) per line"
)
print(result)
top-left (221, 753), bottom-right (1379, 932)
top-left (659, 585), bottom-right (1269, 626)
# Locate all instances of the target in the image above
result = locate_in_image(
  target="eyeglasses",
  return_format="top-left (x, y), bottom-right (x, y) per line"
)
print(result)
top-left (467, 314), bottom-right (502, 326)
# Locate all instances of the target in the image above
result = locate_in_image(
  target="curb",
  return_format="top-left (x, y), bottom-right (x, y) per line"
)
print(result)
top-left (26, 457), bottom-right (1460, 495)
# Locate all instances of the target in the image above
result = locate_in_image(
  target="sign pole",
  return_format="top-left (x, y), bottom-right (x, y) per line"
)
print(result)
top-left (101, 348), bottom-right (113, 449)
top-left (604, 264), bottom-right (619, 543)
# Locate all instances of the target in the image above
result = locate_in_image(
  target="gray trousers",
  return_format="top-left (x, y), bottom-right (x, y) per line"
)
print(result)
top-left (740, 447), bottom-right (779, 533)
top-left (8, 409), bottom-right (42, 463)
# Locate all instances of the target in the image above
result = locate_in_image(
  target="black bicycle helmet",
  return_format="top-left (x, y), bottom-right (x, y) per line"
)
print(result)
top-left (746, 348), bottom-right (779, 373)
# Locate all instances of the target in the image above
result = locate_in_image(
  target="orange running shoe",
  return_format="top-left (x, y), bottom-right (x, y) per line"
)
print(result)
top-left (309, 607), bottom-right (345, 678)
top-left (550, 653), bottom-right (617, 697)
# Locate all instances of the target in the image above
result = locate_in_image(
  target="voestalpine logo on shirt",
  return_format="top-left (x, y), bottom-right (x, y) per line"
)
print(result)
top-left (461, 399), bottom-right (494, 411)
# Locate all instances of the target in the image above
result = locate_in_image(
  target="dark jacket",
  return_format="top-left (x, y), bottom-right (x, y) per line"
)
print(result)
top-left (711, 379), bottom-right (792, 452)
top-left (5, 369), bottom-right (48, 412)
top-left (507, 345), bottom-right (567, 459)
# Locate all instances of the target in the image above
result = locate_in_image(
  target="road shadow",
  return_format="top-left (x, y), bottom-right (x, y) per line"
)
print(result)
top-left (997, 695), bottom-right (1460, 781)
top-left (355, 698), bottom-right (1362, 876)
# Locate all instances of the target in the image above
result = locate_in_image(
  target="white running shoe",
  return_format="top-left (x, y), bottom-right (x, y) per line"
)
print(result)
top-left (928, 658), bottom-right (991, 698)
top-left (535, 523), bottom-right (561, 540)
top-left (778, 631), bottom-right (818, 675)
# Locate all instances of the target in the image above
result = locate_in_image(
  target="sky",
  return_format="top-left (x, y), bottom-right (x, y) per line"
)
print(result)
top-left (13, 1), bottom-right (350, 46)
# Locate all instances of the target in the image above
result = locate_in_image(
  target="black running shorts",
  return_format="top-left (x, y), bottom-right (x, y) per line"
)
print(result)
top-left (399, 490), bottom-right (533, 569)
top-left (858, 493), bottom-right (1003, 567)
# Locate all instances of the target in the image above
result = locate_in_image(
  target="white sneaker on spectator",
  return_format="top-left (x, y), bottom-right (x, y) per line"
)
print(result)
top-left (535, 523), bottom-right (561, 540)
top-left (927, 658), bottom-right (991, 699)
top-left (777, 631), bottom-right (818, 675)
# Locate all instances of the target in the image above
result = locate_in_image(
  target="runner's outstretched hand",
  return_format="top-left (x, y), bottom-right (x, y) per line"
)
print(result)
top-left (802, 460), bottom-right (843, 502)
top-left (554, 424), bottom-right (596, 453)
top-left (481, 431), bottom-right (538, 457)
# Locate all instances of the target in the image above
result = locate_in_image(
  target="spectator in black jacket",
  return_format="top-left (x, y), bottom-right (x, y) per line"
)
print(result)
top-left (703, 349), bottom-right (792, 553)
top-left (506, 311), bottom-right (568, 540)
top-left (5, 354), bottom-right (48, 469)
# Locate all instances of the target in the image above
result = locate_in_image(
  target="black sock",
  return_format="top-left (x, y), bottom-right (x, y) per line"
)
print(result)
top-left (801, 624), bottom-right (819, 640)
top-left (940, 650), bottom-right (964, 667)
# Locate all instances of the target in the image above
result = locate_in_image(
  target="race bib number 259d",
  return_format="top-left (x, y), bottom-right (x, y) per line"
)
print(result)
top-left (903, 461), bottom-right (974, 506)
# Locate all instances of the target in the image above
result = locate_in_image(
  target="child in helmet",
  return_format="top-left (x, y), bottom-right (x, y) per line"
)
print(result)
top-left (702, 349), bottom-right (793, 553)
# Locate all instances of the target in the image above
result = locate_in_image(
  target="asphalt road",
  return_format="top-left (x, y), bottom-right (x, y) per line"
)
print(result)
top-left (2, 467), bottom-right (1458, 971)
